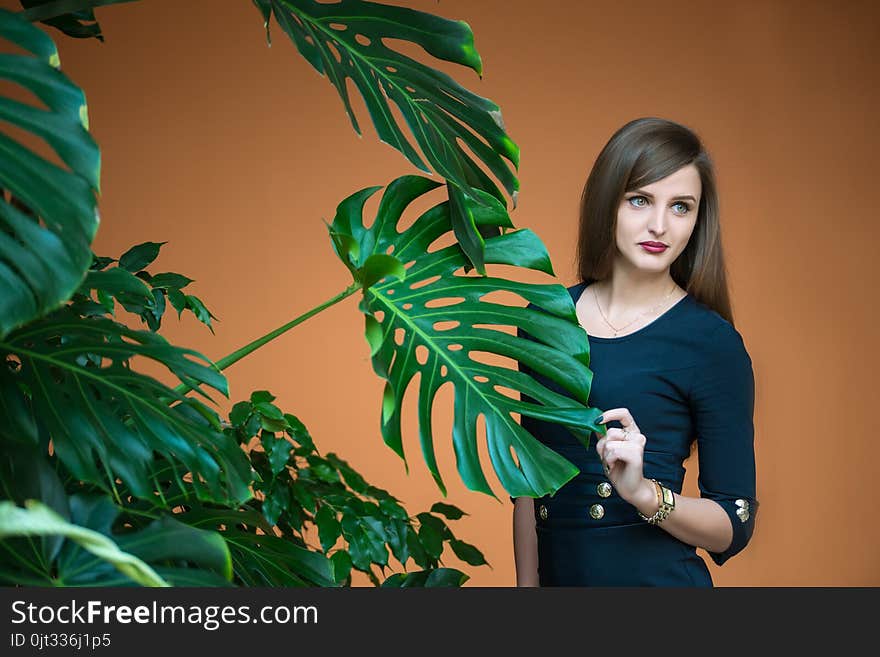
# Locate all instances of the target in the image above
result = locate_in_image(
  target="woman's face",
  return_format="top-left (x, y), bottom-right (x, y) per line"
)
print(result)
top-left (613, 163), bottom-right (702, 275)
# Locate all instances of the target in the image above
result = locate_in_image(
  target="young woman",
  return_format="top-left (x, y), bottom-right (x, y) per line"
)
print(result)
top-left (512, 117), bottom-right (758, 586)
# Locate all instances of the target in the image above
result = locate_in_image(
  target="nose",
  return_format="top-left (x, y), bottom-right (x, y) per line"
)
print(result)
top-left (647, 205), bottom-right (667, 237)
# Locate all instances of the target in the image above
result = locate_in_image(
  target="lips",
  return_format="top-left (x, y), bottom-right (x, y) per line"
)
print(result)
top-left (639, 242), bottom-right (668, 253)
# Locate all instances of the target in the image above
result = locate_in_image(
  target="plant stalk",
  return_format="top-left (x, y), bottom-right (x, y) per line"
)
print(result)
top-left (174, 281), bottom-right (362, 396)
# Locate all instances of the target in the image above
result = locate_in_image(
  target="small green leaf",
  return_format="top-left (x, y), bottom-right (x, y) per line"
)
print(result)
top-left (149, 272), bottom-right (194, 289)
top-left (424, 567), bottom-right (469, 587)
top-left (359, 254), bottom-right (406, 289)
top-left (229, 401), bottom-right (252, 427)
top-left (250, 390), bottom-right (276, 404)
top-left (118, 241), bottom-right (166, 272)
top-left (430, 502), bottom-right (466, 520)
top-left (329, 550), bottom-right (352, 584)
top-left (254, 401), bottom-right (284, 420)
top-left (449, 538), bottom-right (487, 566)
top-left (314, 505), bottom-right (341, 553)
top-left (167, 288), bottom-right (187, 317)
top-left (261, 433), bottom-right (292, 476)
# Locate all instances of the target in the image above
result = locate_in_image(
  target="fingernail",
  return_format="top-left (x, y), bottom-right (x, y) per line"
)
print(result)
top-left (596, 414), bottom-right (604, 424)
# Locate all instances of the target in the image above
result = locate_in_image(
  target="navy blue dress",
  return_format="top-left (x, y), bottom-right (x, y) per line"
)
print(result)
top-left (513, 280), bottom-right (758, 586)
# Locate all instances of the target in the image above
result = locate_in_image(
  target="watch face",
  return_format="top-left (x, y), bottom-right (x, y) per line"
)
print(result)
top-left (661, 486), bottom-right (675, 506)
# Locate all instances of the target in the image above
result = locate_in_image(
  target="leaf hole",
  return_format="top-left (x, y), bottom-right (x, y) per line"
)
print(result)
top-left (432, 320), bottom-right (459, 332)
top-left (494, 384), bottom-right (520, 401)
top-left (424, 296), bottom-right (464, 308)
top-left (409, 275), bottom-right (441, 290)
top-left (325, 40), bottom-right (343, 64)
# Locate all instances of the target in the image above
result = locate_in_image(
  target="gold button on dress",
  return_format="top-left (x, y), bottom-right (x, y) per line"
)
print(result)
top-left (597, 482), bottom-right (612, 498)
top-left (589, 503), bottom-right (605, 520)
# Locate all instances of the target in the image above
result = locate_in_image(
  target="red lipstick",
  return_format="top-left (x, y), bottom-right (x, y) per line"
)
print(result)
top-left (639, 241), bottom-right (668, 253)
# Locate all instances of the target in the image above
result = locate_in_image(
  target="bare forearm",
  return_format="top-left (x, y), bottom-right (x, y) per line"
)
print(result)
top-left (512, 497), bottom-right (539, 586)
top-left (632, 480), bottom-right (732, 554)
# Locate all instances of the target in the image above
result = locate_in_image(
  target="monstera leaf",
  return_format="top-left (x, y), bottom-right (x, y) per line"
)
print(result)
top-left (0, 495), bottom-right (235, 586)
top-left (328, 174), bottom-right (604, 499)
top-left (0, 307), bottom-right (254, 506)
top-left (18, 1), bottom-right (139, 41)
top-left (254, 0), bottom-right (520, 274)
top-left (0, 9), bottom-right (100, 339)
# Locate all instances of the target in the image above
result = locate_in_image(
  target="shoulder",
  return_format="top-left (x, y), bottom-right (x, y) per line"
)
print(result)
top-left (683, 297), bottom-right (752, 365)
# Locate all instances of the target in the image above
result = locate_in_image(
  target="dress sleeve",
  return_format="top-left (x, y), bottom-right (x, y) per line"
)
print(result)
top-left (689, 322), bottom-right (758, 565)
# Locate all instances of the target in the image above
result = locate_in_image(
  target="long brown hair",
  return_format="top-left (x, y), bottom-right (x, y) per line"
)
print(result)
top-left (574, 117), bottom-right (734, 326)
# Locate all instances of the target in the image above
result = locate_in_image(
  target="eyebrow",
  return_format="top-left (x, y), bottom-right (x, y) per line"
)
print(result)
top-left (629, 190), bottom-right (697, 203)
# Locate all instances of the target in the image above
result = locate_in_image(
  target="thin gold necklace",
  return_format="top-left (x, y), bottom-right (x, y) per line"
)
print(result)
top-left (592, 282), bottom-right (680, 337)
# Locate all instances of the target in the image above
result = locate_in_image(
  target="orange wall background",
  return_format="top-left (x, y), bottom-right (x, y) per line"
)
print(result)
top-left (6, 0), bottom-right (877, 585)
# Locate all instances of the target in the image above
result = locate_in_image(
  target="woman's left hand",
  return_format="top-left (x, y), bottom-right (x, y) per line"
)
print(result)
top-left (595, 407), bottom-right (652, 507)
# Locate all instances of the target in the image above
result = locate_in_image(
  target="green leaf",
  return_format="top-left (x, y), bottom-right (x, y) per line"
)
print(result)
top-left (261, 479), bottom-right (290, 526)
top-left (383, 518), bottom-right (409, 565)
top-left (314, 504), bottom-right (341, 553)
top-left (118, 241), bottom-right (166, 272)
top-left (430, 502), bottom-right (465, 520)
top-left (149, 272), bottom-right (194, 290)
top-left (115, 514), bottom-right (233, 581)
top-left (261, 433), bottom-right (292, 476)
top-left (225, 531), bottom-right (336, 587)
top-left (0, 8), bottom-right (100, 339)
top-left (0, 310), bottom-right (253, 506)
top-left (264, 0), bottom-right (518, 214)
top-left (360, 254), bottom-right (405, 289)
top-left (416, 513), bottom-right (444, 560)
top-left (329, 550), bottom-right (352, 585)
top-left (19, 1), bottom-right (139, 41)
top-left (167, 287), bottom-right (187, 317)
top-left (185, 294), bottom-right (216, 332)
top-left (78, 267), bottom-right (153, 303)
top-left (119, 242), bottom-right (168, 273)
top-left (449, 538), bottom-right (487, 567)
top-left (250, 390), bottom-right (276, 404)
top-left (308, 459), bottom-right (340, 484)
top-left (329, 174), bottom-right (603, 500)
top-left (381, 567), bottom-right (467, 587)
top-left (0, 499), bottom-right (168, 587)
top-left (254, 400), bottom-right (284, 420)
top-left (229, 401), bottom-right (252, 427)
top-left (424, 567), bottom-right (469, 587)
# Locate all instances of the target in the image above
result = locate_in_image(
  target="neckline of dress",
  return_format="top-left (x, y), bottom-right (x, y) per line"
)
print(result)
top-left (572, 280), bottom-right (690, 343)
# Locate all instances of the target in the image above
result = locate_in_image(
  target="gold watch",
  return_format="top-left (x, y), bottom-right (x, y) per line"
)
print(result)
top-left (638, 479), bottom-right (675, 524)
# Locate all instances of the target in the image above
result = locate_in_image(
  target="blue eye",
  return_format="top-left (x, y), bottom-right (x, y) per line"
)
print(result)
top-left (672, 202), bottom-right (692, 215)
top-left (628, 196), bottom-right (648, 208)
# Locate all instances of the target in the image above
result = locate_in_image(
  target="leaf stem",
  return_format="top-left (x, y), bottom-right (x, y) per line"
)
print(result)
top-left (174, 282), bottom-right (361, 395)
